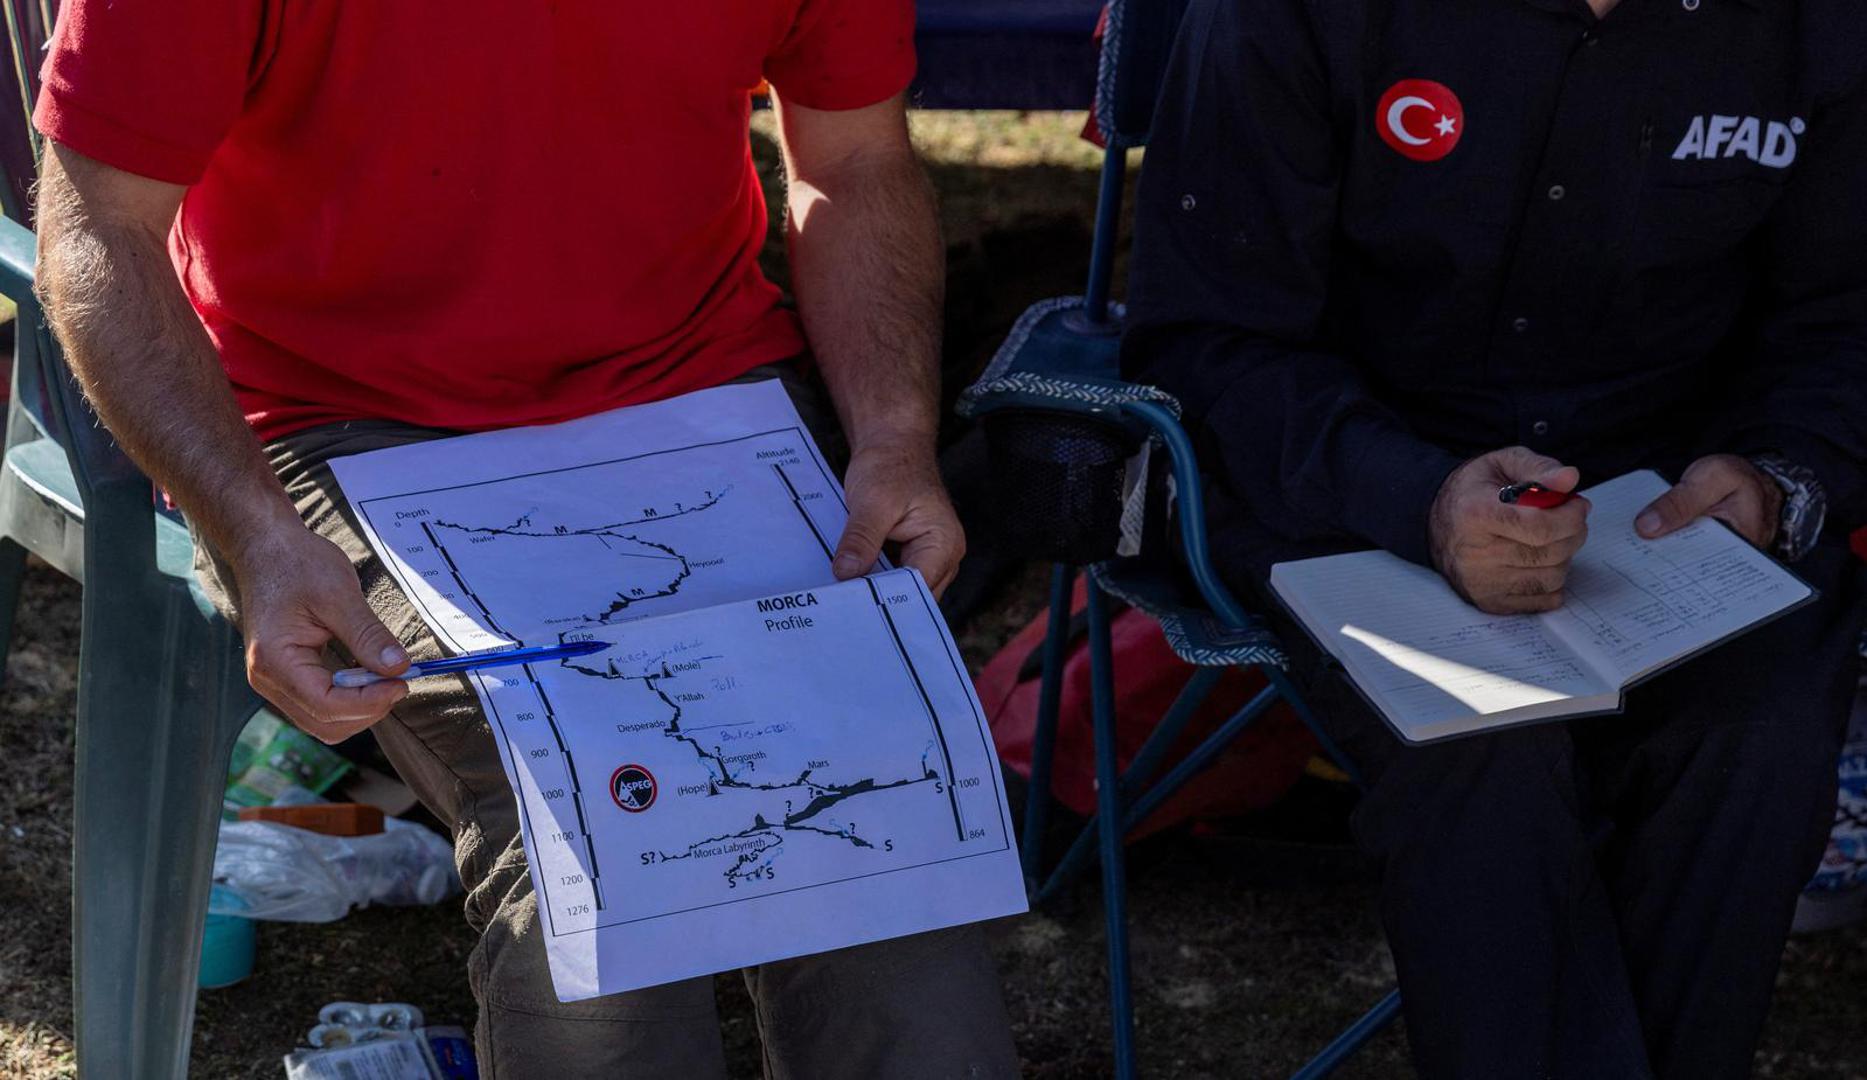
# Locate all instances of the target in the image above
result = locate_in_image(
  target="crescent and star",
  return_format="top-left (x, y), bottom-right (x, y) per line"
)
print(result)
top-left (1385, 95), bottom-right (1456, 146)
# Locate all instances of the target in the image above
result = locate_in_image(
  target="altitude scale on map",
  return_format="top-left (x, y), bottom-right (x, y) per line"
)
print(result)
top-left (330, 381), bottom-right (1026, 1000)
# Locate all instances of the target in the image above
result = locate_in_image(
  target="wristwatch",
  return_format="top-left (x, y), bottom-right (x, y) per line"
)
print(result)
top-left (1747, 453), bottom-right (1827, 562)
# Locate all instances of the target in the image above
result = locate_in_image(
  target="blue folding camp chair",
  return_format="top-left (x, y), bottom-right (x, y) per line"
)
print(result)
top-left (958, 1), bottom-right (1402, 1076)
top-left (0, 5), bottom-right (266, 1077)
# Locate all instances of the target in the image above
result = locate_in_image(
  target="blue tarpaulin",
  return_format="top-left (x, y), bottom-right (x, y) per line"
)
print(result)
top-left (914, 0), bottom-right (1103, 110)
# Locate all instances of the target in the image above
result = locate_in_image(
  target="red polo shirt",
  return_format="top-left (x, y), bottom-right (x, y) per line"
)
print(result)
top-left (34, 1), bottom-right (914, 441)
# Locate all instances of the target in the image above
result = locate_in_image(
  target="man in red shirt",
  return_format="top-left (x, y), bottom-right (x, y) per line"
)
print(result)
top-left (31, 1), bottom-right (1018, 1075)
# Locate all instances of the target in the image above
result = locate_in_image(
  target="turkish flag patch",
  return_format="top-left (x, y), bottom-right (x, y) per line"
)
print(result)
top-left (1376, 79), bottom-right (1464, 162)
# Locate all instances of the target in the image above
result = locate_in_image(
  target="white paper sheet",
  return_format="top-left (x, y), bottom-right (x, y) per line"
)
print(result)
top-left (330, 382), bottom-right (1026, 1000)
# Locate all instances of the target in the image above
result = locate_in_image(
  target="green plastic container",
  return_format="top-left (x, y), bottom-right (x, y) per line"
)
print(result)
top-left (223, 709), bottom-right (353, 818)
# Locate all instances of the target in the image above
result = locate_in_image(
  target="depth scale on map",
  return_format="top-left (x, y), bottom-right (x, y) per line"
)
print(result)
top-left (329, 382), bottom-right (1027, 1000)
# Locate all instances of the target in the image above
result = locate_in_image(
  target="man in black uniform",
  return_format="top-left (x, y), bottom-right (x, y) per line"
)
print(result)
top-left (1123, 0), bottom-right (1866, 1076)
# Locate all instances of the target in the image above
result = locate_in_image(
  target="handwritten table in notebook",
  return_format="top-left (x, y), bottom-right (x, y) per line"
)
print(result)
top-left (1270, 471), bottom-right (1811, 743)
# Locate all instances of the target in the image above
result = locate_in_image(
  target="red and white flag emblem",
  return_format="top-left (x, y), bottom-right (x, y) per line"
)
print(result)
top-left (1376, 79), bottom-right (1464, 162)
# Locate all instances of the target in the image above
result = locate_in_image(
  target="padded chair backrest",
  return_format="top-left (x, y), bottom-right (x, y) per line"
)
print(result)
top-left (0, 0), bottom-right (48, 222)
top-left (0, 0), bottom-right (58, 429)
top-left (0, 0), bottom-right (52, 422)
top-left (1078, 0), bottom-right (1192, 321)
top-left (1094, 0), bottom-right (1191, 149)
top-left (0, 0), bottom-right (151, 507)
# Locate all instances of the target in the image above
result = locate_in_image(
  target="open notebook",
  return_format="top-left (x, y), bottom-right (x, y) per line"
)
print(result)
top-left (1270, 471), bottom-right (1814, 743)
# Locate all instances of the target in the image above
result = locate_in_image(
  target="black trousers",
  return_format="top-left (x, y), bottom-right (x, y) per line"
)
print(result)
top-left (1244, 539), bottom-right (1863, 1080)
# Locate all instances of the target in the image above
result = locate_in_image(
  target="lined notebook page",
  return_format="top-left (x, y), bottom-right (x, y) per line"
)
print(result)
top-left (1271, 551), bottom-right (1614, 739)
top-left (1546, 471), bottom-right (1811, 686)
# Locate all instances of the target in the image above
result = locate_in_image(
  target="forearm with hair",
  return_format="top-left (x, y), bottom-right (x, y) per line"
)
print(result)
top-left (784, 151), bottom-right (944, 452)
top-left (35, 159), bottom-right (302, 560)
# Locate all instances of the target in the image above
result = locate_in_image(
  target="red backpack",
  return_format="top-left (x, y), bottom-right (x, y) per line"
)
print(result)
top-left (977, 577), bottom-right (1317, 839)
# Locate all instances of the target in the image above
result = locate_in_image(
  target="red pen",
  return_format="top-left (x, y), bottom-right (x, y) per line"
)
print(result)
top-left (1498, 480), bottom-right (1576, 509)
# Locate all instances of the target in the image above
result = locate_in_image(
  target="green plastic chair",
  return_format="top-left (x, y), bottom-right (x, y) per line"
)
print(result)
top-left (0, 4), bottom-right (265, 1076)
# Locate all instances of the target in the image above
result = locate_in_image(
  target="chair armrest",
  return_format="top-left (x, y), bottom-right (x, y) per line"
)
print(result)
top-left (1115, 400), bottom-right (1256, 631)
top-left (959, 298), bottom-right (1185, 563)
top-left (0, 213), bottom-right (34, 304)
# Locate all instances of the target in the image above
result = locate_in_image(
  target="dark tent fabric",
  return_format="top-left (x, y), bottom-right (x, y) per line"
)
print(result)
top-left (914, 0), bottom-right (1103, 110)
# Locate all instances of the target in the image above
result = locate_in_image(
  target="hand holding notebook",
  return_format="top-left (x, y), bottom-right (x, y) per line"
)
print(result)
top-left (1271, 471), bottom-right (1813, 743)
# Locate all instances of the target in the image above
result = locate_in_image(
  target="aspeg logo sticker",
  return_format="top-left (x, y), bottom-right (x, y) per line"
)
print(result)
top-left (610, 764), bottom-right (658, 812)
top-left (1376, 79), bottom-right (1465, 162)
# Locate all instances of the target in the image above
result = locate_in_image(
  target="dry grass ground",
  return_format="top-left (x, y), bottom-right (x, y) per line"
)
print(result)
top-left (1, 112), bottom-right (1864, 1078)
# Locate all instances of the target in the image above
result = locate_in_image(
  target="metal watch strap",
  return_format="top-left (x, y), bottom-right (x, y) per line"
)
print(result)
top-left (1747, 453), bottom-right (1827, 562)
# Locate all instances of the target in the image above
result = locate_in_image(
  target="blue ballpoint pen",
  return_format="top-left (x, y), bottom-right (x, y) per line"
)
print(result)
top-left (331, 639), bottom-right (611, 688)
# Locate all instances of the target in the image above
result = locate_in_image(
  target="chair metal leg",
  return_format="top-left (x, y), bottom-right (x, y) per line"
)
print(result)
top-left (1081, 144), bottom-right (1129, 326)
top-left (1035, 665), bottom-right (1221, 904)
top-left (1032, 664), bottom-right (1221, 904)
top-left (1040, 676), bottom-right (1284, 902)
top-left (1116, 666), bottom-right (1223, 800)
top-left (1288, 990), bottom-right (1404, 1080)
top-left (1263, 664), bottom-right (1364, 789)
top-left (71, 583), bottom-right (260, 1078)
top-left (1117, 681), bottom-right (1281, 831)
top-left (1022, 564), bottom-right (1076, 890)
top-left (1085, 580), bottom-right (1138, 1080)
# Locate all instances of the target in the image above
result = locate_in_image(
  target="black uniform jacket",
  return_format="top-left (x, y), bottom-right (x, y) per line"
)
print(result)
top-left (1123, 0), bottom-right (1867, 576)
